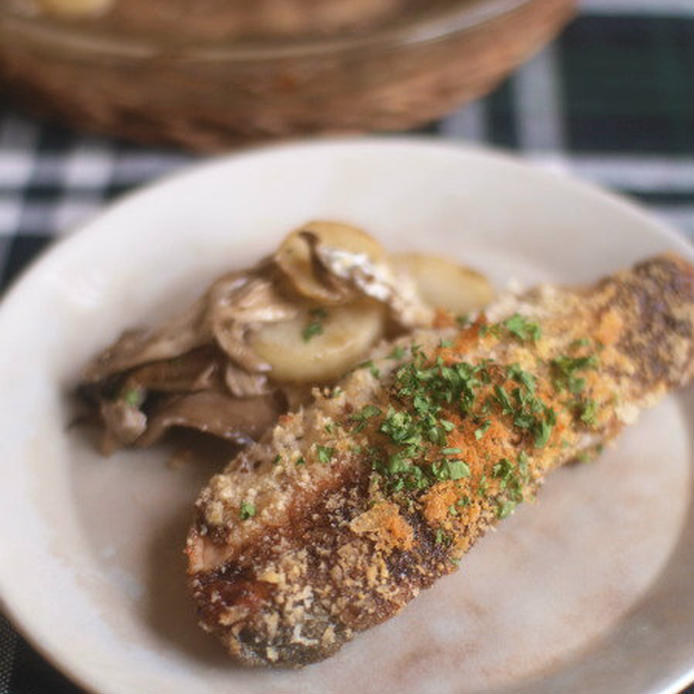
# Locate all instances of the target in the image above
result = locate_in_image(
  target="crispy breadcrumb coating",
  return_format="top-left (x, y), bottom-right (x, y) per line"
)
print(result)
top-left (186, 255), bottom-right (694, 666)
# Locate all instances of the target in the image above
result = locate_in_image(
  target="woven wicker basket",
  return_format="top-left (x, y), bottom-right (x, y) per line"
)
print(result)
top-left (0, 0), bottom-right (576, 151)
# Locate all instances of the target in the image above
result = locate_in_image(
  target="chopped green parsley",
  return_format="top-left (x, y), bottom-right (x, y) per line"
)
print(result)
top-left (496, 499), bottom-right (517, 519)
top-left (533, 408), bottom-right (556, 448)
top-left (316, 445), bottom-right (335, 463)
top-left (434, 528), bottom-right (452, 546)
top-left (357, 359), bottom-right (381, 378)
top-left (507, 364), bottom-right (536, 393)
top-left (502, 314), bottom-right (542, 342)
top-left (494, 384), bottom-right (513, 414)
top-left (432, 459), bottom-right (470, 481)
top-left (302, 307), bottom-right (328, 342)
top-left (239, 502), bottom-right (256, 520)
top-left (579, 398), bottom-right (598, 426)
top-left (474, 420), bottom-right (491, 440)
top-left (351, 404), bottom-right (382, 432)
top-left (387, 346), bottom-right (407, 360)
top-left (551, 354), bottom-right (598, 393)
top-left (346, 342), bottom-right (557, 509)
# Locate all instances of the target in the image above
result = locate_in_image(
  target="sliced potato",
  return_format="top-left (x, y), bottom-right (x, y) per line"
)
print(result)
top-left (274, 221), bottom-right (387, 304)
top-left (248, 301), bottom-right (385, 382)
top-left (392, 253), bottom-right (495, 315)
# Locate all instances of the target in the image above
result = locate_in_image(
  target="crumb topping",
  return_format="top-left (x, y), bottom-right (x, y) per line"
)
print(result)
top-left (186, 255), bottom-right (694, 667)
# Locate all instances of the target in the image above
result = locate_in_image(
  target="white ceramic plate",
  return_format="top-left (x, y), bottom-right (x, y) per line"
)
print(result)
top-left (0, 139), bottom-right (691, 694)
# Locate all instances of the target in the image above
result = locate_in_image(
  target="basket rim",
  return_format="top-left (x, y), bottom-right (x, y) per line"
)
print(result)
top-left (0, 0), bottom-right (551, 61)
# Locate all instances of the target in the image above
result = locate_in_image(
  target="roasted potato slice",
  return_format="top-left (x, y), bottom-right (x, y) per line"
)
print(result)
top-left (248, 300), bottom-right (385, 382)
top-left (274, 221), bottom-right (387, 304)
top-left (391, 253), bottom-right (494, 315)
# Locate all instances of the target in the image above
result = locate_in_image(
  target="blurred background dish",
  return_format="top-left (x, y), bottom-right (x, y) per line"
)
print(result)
top-left (0, 0), bottom-right (575, 150)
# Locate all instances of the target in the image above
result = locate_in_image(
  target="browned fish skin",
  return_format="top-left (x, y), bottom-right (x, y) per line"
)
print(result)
top-left (185, 255), bottom-right (694, 667)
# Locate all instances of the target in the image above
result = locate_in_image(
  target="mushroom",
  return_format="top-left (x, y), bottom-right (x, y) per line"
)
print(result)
top-left (83, 270), bottom-right (298, 383)
top-left (135, 392), bottom-right (282, 448)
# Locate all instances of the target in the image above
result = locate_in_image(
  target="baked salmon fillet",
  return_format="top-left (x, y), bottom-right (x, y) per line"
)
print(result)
top-left (185, 254), bottom-right (694, 666)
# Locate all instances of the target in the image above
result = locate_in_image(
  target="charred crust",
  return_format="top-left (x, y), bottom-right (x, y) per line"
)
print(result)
top-left (609, 256), bottom-right (694, 389)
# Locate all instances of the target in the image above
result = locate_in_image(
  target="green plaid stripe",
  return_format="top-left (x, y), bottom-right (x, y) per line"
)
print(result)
top-left (560, 16), bottom-right (693, 154)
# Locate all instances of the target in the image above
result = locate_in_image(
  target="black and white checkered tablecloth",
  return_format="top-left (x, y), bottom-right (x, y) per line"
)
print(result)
top-left (0, 1), bottom-right (692, 692)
